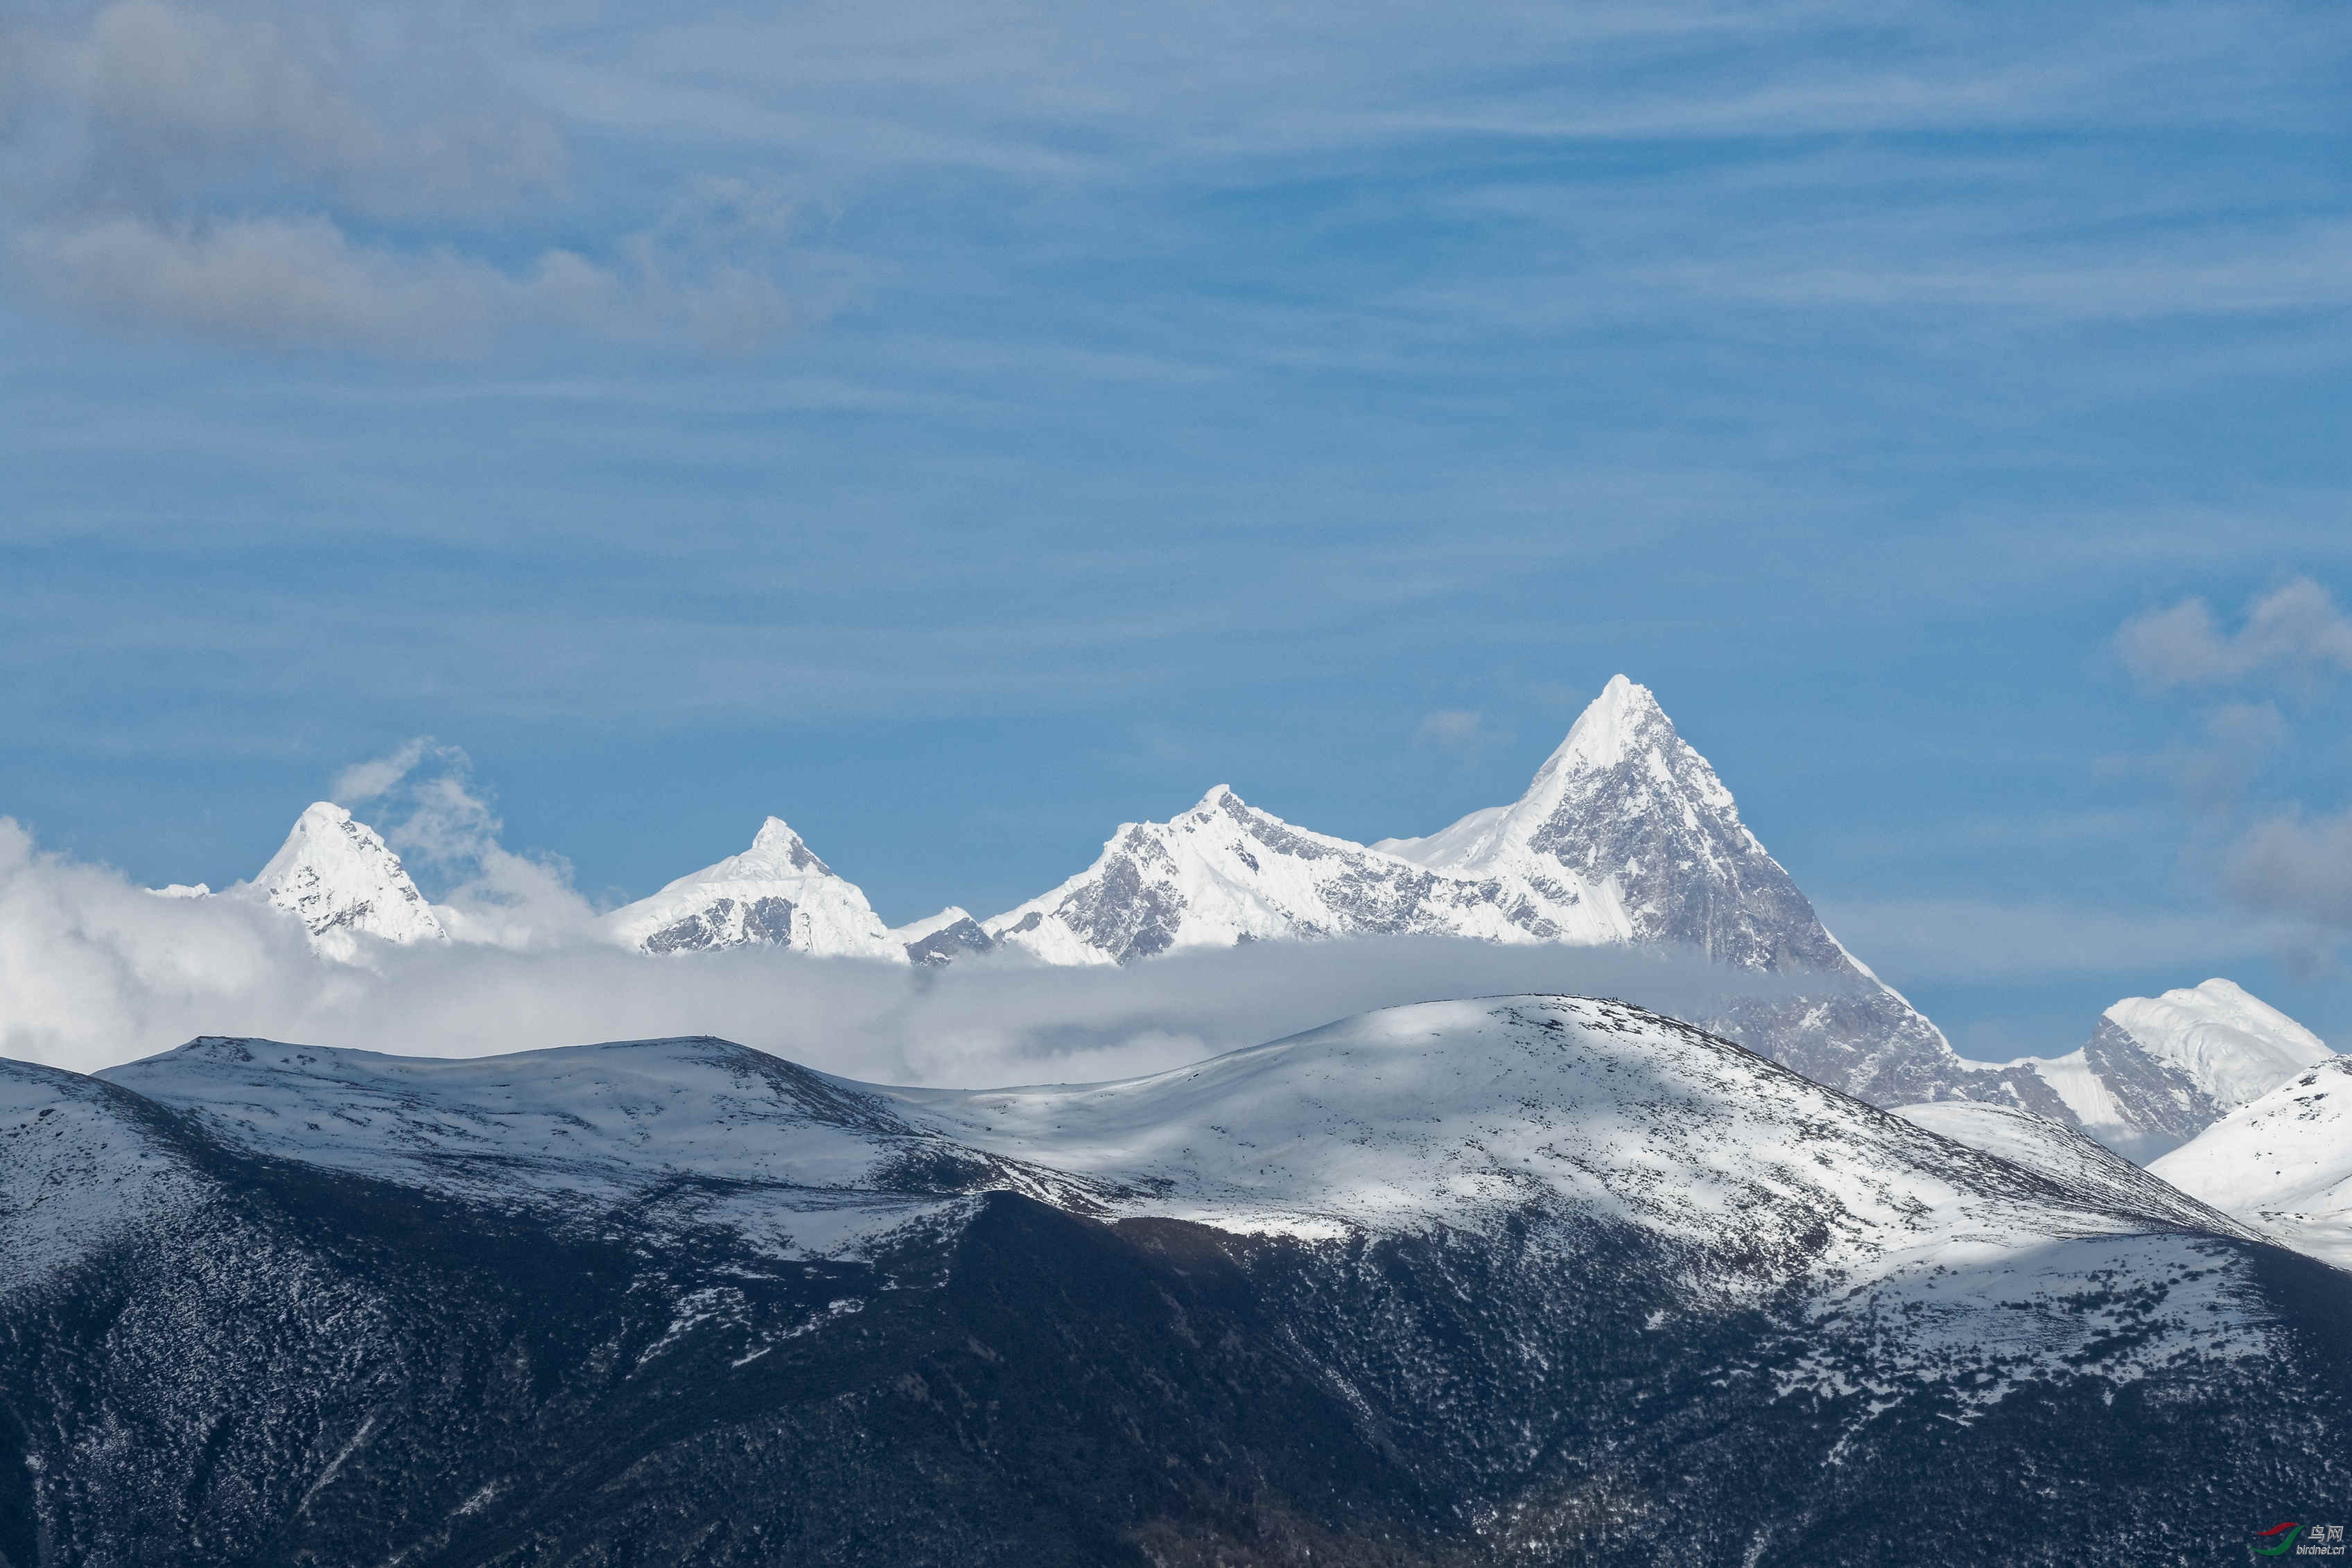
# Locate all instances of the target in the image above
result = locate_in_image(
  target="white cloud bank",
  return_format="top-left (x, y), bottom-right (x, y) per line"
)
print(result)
top-left (0, 815), bottom-right (1847, 1086)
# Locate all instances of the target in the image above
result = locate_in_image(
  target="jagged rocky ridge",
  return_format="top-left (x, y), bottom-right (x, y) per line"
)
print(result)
top-left (975, 677), bottom-right (2046, 1115)
top-left (6, 995), bottom-right (2348, 1567)
top-left (164, 682), bottom-right (2328, 1158)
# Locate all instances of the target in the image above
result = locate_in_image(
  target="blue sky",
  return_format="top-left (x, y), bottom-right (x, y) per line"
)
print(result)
top-left (5, 0), bottom-right (2352, 1059)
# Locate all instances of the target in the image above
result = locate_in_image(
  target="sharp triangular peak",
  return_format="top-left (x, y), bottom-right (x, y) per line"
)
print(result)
top-left (1535, 673), bottom-right (1671, 779)
top-left (244, 801), bottom-right (446, 955)
top-left (735, 815), bottom-right (830, 877)
top-left (1383, 676), bottom-right (1732, 876)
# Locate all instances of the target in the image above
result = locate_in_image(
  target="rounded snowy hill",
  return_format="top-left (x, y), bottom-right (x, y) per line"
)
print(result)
top-left (19, 997), bottom-right (2352, 1567)
top-left (101, 999), bottom-right (2261, 1331)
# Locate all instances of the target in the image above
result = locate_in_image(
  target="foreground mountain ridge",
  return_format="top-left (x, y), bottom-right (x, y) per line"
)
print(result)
top-left (2152, 1053), bottom-right (2352, 1271)
top-left (8, 998), bottom-right (2348, 1566)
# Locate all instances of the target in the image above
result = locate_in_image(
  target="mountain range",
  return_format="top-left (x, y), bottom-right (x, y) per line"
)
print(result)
top-left (176, 677), bottom-right (2332, 1167)
top-left (6, 996), bottom-right (2348, 1566)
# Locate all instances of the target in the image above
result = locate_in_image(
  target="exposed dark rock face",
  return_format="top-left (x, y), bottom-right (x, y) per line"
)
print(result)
top-left (647, 894), bottom-right (803, 954)
top-left (905, 913), bottom-right (997, 966)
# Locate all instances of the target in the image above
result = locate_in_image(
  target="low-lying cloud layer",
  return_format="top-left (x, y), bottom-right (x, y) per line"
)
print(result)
top-left (0, 814), bottom-right (1847, 1086)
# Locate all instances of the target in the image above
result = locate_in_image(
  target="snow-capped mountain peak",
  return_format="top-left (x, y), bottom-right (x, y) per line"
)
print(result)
top-left (604, 818), bottom-right (904, 962)
top-left (2106, 977), bottom-right (2329, 1108)
top-left (238, 801), bottom-right (446, 960)
top-left (1994, 977), bottom-right (2332, 1163)
top-left (973, 678), bottom-right (1985, 1108)
top-left (983, 783), bottom-right (1581, 965)
top-left (733, 817), bottom-right (834, 877)
top-left (1378, 676), bottom-right (1734, 878)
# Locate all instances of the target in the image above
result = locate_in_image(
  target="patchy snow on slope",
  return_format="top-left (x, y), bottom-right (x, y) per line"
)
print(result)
top-left (79, 996), bottom-right (2296, 1413)
top-left (0, 1059), bottom-right (208, 1293)
top-left (2150, 1057), bottom-right (2352, 1271)
top-left (1892, 1099), bottom-right (2248, 1237)
top-left (1786, 1230), bottom-right (2274, 1420)
top-left (604, 818), bottom-right (904, 961)
top-left (98, 1034), bottom-right (1117, 1257)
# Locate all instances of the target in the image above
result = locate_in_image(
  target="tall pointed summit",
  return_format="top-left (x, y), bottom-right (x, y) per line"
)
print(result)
top-left (605, 817), bottom-right (905, 961)
top-left (242, 802), bottom-right (447, 961)
top-left (1379, 675), bottom-right (1836, 972)
top-left (978, 677), bottom-right (2059, 1113)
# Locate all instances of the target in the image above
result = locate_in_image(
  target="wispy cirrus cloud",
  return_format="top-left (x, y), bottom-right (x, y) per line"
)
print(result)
top-left (1, 1), bottom-right (824, 354)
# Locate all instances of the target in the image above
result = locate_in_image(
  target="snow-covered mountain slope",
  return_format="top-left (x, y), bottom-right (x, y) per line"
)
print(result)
top-left (1996, 979), bottom-right (2331, 1162)
top-left (889, 998), bottom-right (2225, 1273)
top-left (2111, 977), bottom-right (2330, 1103)
top-left (105, 999), bottom-right (2226, 1288)
top-left (28, 998), bottom-right (2352, 1567)
top-left (101, 1035), bottom-right (1113, 1256)
top-left (2150, 1056), bottom-right (2352, 1271)
top-left (890, 905), bottom-right (996, 966)
top-left (604, 818), bottom-right (905, 961)
top-left (233, 801), bottom-right (446, 960)
top-left (0, 1057), bottom-right (211, 1293)
top-left (984, 786), bottom-right (1603, 965)
top-left (1892, 1099), bottom-right (2249, 1237)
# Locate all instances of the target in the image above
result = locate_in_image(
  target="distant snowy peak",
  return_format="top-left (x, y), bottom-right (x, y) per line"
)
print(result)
top-left (983, 785), bottom-right (1596, 966)
top-left (889, 906), bottom-right (995, 966)
top-left (1383, 674), bottom-right (1838, 975)
top-left (2105, 978), bottom-right (2329, 1107)
top-left (1997, 979), bottom-right (2331, 1163)
top-left (606, 817), bottom-right (904, 962)
top-left (239, 801), bottom-right (446, 959)
top-left (973, 681), bottom-right (1983, 1110)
